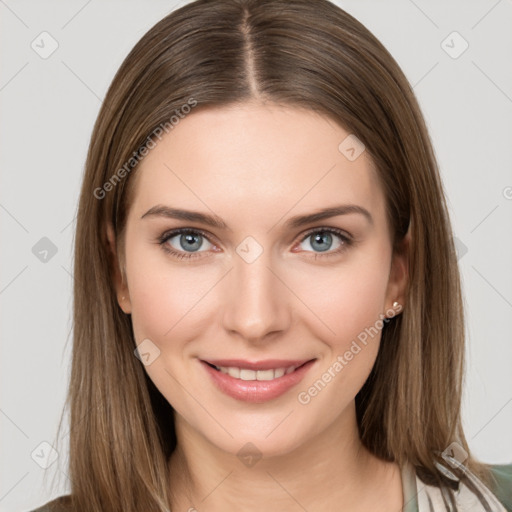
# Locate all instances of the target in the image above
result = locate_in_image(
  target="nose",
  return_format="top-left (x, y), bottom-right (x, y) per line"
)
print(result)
top-left (221, 246), bottom-right (292, 344)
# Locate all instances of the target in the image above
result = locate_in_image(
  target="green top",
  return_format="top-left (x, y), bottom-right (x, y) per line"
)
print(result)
top-left (491, 465), bottom-right (512, 510)
top-left (401, 462), bottom-right (512, 511)
top-left (488, 464), bottom-right (512, 509)
top-left (29, 464), bottom-right (512, 511)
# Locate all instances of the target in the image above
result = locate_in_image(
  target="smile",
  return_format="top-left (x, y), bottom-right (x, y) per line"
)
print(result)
top-left (200, 358), bottom-right (316, 402)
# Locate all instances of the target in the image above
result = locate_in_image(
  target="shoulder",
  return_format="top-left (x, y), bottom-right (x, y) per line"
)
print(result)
top-left (28, 495), bottom-right (73, 512)
top-left (488, 463), bottom-right (512, 512)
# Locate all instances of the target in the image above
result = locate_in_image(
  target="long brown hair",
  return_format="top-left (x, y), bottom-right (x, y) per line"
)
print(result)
top-left (47, 0), bottom-right (492, 509)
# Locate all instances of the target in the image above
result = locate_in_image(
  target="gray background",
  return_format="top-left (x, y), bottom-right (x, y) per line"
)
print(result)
top-left (1, 0), bottom-right (511, 510)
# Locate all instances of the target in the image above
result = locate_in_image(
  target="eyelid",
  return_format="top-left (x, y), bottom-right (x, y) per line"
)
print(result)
top-left (298, 226), bottom-right (352, 242)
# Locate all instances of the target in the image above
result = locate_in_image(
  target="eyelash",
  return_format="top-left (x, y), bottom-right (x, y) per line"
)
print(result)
top-left (156, 227), bottom-right (353, 261)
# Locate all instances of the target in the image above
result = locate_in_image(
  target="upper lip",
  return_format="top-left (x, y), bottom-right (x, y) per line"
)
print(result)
top-left (201, 358), bottom-right (315, 370)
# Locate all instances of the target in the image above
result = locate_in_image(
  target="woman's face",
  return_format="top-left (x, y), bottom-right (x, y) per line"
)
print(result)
top-left (110, 102), bottom-right (408, 458)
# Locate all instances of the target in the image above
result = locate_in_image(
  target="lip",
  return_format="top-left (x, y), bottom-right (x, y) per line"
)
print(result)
top-left (202, 358), bottom-right (312, 371)
top-left (200, 358), bottom-right (316, 403)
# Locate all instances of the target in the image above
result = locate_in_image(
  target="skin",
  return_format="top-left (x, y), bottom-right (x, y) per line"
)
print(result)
top-left (107, 101), bottom-right (410, 511)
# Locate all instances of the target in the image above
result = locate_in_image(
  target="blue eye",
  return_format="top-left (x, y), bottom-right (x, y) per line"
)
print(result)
top-left (157, 227), bottom-right (353, 261)
top-left (297, 228), bottom-right (352, 258)
top-left (158, 228), bottom-right (214, 260)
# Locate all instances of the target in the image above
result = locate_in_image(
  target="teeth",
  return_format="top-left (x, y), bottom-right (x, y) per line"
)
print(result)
top-left (273, 368), bottom-right (285, 378)
top-left (240, 369), bottom-right (256, 380)
top-left (216, 365), bottom-right (299, 380)
top-left (226, 367), bottom-right (240, 379)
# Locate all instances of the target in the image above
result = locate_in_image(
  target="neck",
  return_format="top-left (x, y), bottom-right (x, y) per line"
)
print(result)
top-left (167, 401), bottom-right (403, 511)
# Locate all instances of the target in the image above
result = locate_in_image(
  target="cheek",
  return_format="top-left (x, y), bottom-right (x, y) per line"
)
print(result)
top-left (294, 251), bottom-right (391, 346)
top-left (124, 243), bottom-right (217, 413)
top-left (298, 253), bottom-right (388, 410)
top-left (125, 240), bottom-right (208, 348)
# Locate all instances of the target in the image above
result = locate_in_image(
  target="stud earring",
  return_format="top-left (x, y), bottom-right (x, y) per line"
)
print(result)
top-left (385, 300), bottom-right (402, 319)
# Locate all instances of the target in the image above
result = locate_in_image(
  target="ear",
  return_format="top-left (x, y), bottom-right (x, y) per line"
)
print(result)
top-left (384, 228), bottom-right (410, 316)
top-left (106, 222), bottom-right (132, 314)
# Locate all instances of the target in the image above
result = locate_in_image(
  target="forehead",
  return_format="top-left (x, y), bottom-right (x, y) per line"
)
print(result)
top-left (129, 103), bottom-right (386, 230)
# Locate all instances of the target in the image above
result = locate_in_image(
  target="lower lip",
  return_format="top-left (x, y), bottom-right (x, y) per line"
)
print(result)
top-left (200, 359), bottom-right (316, 403)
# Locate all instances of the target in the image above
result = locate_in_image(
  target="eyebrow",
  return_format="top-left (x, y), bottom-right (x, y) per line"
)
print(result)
top-left (140, 204), bottom-right (373, 230)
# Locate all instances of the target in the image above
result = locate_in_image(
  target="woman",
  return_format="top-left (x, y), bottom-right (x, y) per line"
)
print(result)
top-left (31, 0), bottom-right (512, 510)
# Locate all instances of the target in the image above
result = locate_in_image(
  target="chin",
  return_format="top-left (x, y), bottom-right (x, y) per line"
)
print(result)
top-left (204, 420), bottom-right (310, 463)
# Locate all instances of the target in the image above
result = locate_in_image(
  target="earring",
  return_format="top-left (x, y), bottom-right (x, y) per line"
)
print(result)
top-left (386, 300), bottom-right (401, 319)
